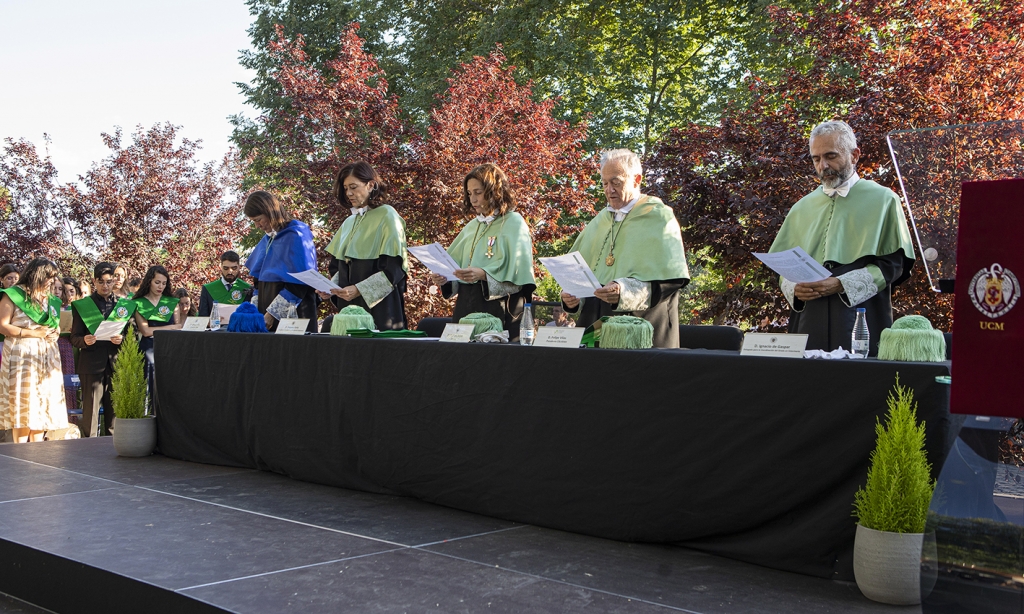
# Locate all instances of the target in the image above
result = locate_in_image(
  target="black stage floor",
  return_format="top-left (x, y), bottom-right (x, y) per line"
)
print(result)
top-left (0, 439), bottom-right (917, 613)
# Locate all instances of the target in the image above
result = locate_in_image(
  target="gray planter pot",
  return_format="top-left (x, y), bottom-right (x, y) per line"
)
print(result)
top-left (853, 524), bottom-right (933, 605)
top-left (113, 416), bottom-right (156, 457)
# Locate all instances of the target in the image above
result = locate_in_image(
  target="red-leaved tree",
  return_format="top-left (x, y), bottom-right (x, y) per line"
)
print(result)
top-left (649, 0), bottom-right (1024, 331)
top-left (64, 123), bottom-right (246, 298)
top-left (0, 137), bottom-right (88, 277)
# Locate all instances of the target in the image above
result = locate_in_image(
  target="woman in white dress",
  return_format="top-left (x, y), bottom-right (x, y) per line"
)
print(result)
top-left (0, 258), bottom-right (68, 442)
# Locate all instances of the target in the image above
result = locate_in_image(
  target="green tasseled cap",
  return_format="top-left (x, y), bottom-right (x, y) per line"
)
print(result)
top-left (877, 315), bottom-right (946, 362)
top-left (331, 305), bottom-right (376, 336)
top-left (600, 315), bottom-right (654, 350)
top-left (459, 312), bottom-right (504, 337)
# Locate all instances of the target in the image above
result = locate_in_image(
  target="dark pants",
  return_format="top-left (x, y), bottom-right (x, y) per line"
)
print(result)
top-left (140, 336), bottom-right (156, 414)
top-left (79, 371), bottom-right (113, 437)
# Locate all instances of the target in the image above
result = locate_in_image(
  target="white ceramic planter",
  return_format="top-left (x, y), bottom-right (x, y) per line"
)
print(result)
top-left (113, 416), bottom-right (157, 457)
top-left (853, 524), bottom-right (927, 605)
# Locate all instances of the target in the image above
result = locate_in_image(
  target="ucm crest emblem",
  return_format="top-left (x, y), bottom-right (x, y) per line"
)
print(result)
top-left (970, 263), bottom-right (1020, 319)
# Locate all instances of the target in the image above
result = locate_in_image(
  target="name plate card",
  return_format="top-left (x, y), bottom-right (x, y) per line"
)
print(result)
top-left (181, 317), bottom-right (210, 332)
top-left (534, 326), bottom-right (585, 348)
top-left (275, 318), bottom-right (311, 335)
top-left (438, 323), bottom-right (475, 343)
top-left (740, 333), bottom-right (808, 358)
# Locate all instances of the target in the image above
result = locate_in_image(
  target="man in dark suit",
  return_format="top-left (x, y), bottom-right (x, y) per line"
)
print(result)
top-left (70, 262), bottom-right (136, 436)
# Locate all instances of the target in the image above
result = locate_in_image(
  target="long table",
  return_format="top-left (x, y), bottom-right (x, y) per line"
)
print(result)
top-left (154, 331), bottom-right (955, 579)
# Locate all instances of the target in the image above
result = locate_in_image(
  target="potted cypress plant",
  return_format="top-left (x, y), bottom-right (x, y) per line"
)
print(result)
top-left (110, 327), bottom-right (155, 456)
top-left (852, 375), bottom-right (936, 605)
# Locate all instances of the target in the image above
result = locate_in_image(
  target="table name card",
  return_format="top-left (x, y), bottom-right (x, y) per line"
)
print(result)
top-left (439, 323), bottom-right (475, 343)
top-left (181, 317), bottom-right (210, 332)
top-left (534, 326), bottom-right (585, 348)
top-left (740, 333), bottom-right (808, 358)
top-left (275, 318), bottom-right (311, 335)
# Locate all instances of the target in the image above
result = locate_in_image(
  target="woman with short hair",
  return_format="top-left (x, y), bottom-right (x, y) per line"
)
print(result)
top-left (0, 258), bottom-right (69, 442)
top-left (243, 191), bottom-right (319, 332)
top-left (323, 161), bottom-right (408, 330)
top-left (429, 163), bottom-right (535, 340)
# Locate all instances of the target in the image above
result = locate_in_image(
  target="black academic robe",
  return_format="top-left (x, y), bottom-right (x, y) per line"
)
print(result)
top-left (255, 281), bottom-right (318, 333)
top-left (328, 255), bottom-right (407, 330)
top-left (565, 279), bottom-right (688, 349)
top-left (788, 252), bottom-right (908, 356)
top-left (442, 281), bottom-right (536, 343)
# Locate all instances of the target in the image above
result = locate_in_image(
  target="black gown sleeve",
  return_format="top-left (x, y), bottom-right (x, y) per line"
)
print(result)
top-left (197, 286), bottom-right (213, 317)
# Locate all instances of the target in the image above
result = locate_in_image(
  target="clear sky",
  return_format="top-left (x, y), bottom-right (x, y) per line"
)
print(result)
top-left (0, 0), bottom-right (256, 182)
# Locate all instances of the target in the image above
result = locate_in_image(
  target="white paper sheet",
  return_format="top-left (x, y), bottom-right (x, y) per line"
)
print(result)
top-left (94, 320), bottom-right (127, 341)
top-left (752, 247), bottom-right (832, 284)
top-left (181, 317), bottom-right (210, 332)
top-left (408, 243), bottom-right (461, 282)
top-left (288, 269), bottom-right (342, 293)
top-left (218, 303), bottom-right (240, 322)
top-left (538, 252), bottom-right (603, 299)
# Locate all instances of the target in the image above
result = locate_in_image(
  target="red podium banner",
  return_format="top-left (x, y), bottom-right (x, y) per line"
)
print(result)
top-left (951, 179), bottom-right (1024, 416)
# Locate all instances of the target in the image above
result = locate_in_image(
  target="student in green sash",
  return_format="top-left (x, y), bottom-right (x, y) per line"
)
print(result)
top-left (429, 163), bottom-right (536, 341)
top-left (132, 266), bottom-right (182, 407)
top-left (0, 258), bottom-right (69, 442)
top-left (323, 161), bottom-right (408, 330)
top-left (70, 262), bottom-right (137, 437)
top-left (769, 120), bottom-right (915, 355)
top-left (560, 149), bottom-right (690, 348)
top-left (197, 251), bottom-right (252, 318)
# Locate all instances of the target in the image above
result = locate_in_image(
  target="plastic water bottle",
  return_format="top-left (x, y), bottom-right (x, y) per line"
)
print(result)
top-left (210, 302), bottom-right (221, 329)
top-left (852, 307), bottom-right (870, 357)
top-left (520, 303), bottom-right (536, 346)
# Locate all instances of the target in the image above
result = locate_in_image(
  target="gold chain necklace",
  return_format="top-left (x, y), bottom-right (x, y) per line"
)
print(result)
top-left (604, 207), bottom-right (632, 266)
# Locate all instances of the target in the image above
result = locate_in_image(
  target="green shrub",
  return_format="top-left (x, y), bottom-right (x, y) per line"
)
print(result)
top-left (111, 328), bottom-right (147, 420)
top-left (853, 374), bottom-right (936, 533)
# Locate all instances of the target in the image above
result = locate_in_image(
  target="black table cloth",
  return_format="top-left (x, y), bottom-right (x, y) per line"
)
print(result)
top-left (154, 331), bottom-right (954, 579)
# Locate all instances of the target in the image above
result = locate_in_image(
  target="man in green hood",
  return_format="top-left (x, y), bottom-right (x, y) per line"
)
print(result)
top-left (769, 120), bottom-right (916, 355)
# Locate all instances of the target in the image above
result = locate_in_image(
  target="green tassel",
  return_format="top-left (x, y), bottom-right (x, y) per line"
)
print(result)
top-left (331, 305), bottom-right (375, 336)
top-left (877, 315), bottom-right (946, 362)
top-left (459, 312), bottom-right (504, 337)
top-left (600, 315), bottom-right (653, 349)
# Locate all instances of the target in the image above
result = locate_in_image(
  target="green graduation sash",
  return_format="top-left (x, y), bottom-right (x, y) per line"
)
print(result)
top-left (203, 279), bottom-right (251, 304)
top-left (1, 286), bottom-right (61, 329)
top-left (134, 295), bottom-right (180, 323)
top-left (71, 296), bottom-right (138, 335)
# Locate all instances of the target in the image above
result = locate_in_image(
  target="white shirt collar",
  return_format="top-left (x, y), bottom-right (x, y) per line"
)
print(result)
top-left (475, 214), bottom-right (495, 224)
top-left (351, 206), bottom-right (368, 216)
top-left (604, 196), bottom-right (639, 222)
top-left (221, 277), bottom-right (233, 289)
top-left (822, 172), bottom-right (860, 198)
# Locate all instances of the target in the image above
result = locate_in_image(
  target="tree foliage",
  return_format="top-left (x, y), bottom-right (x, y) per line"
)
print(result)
top-left (650, 0), bottom-right (1024, 330)
top-left (235, 25), bottom-right (595, 323)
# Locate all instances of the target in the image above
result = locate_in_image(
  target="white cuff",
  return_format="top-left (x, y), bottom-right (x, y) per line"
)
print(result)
top-left (837, 268), bottom-right (879, 307)
top-left (267, 294), bottom-right (297, 321)
top-left (780, 278), bottom-right (803, 312)
top-left (485, 274), bottom-right (521, 301)
top-left (355, 271), bottom-right (394, 308)
top-left (614, 277), bottom-right (651, 311)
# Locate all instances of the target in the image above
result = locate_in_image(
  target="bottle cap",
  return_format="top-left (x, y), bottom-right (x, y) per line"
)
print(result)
top-left (856, 307), bottom-right (866, 313)
top-left (525, 303), bottom-right (532, 307)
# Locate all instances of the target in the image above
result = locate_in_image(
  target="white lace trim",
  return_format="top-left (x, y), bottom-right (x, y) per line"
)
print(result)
top-left (614, 277), bottom-right (651, 311)
top-left (355, 271), bottom-right (394, 308)
top-left (837, 267), bottom-right (879, 307)
top-left (485, 274), bottom-right (521, 301)
top-left (780, 278), bottom-right (802, 311)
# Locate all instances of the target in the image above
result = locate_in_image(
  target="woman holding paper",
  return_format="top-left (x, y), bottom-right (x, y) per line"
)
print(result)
top-left (324, 161), bottom-right (408, 331)
top-left (132, 265), bottom-right (182, 407)
top-left (244, 191), bottom-right (319, 333)
top-left (0, 258), bottom-right (68, 442)
top-left (428, 163), bottom-right (535, 341)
